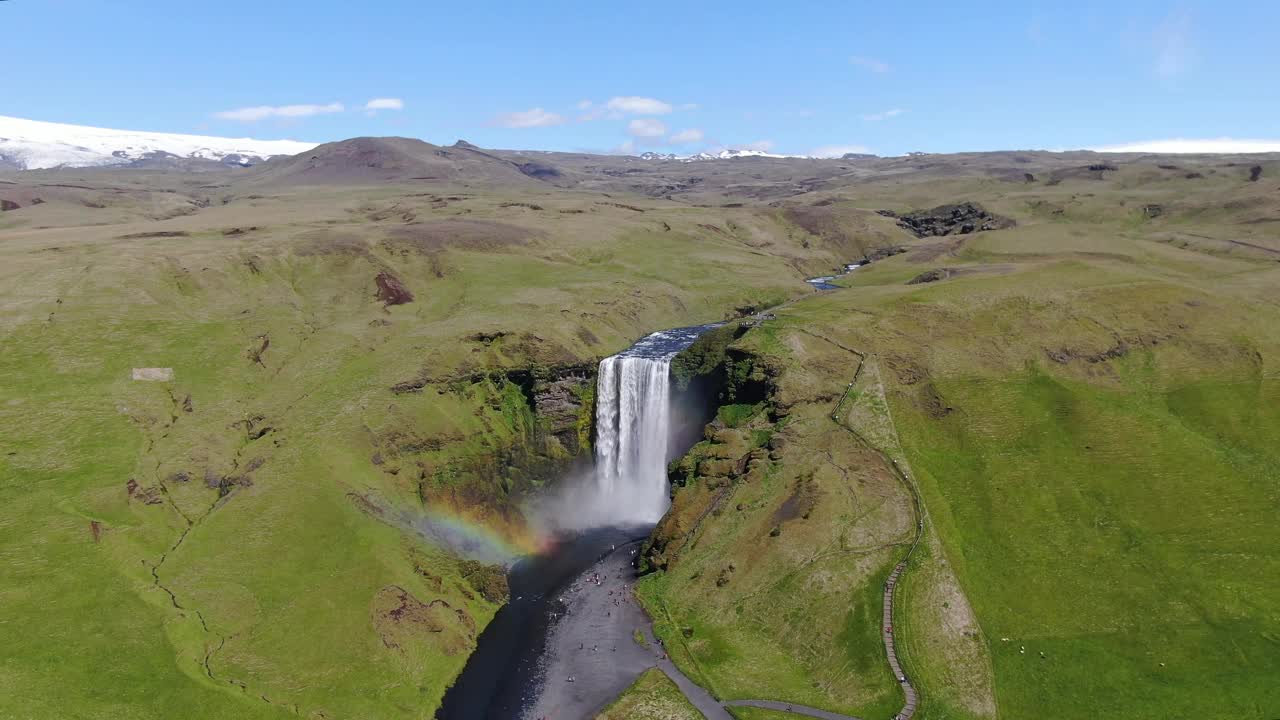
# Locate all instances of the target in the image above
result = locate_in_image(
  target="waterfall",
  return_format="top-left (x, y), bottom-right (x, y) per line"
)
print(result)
top-left (593, 354), bottom-right (675, 523)
top-left (590, 324), bottom-right (716, 525)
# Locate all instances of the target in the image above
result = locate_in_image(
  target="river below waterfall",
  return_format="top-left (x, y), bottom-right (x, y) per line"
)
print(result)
top-left (436, 324), bottom-right (719, 719)
top-left (435, 526), bottom-right (650, 719)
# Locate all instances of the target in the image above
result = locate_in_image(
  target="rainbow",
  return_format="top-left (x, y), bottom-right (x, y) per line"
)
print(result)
top-left (405, 507), bottom-right (551, 564)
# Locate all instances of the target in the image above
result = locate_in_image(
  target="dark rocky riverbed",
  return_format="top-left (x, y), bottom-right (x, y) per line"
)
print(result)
top-left (435, 527), bottom-right (650, 719)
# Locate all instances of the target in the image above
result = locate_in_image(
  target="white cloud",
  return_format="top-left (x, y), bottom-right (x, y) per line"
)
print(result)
top-left (214, 102), bottom-right (344, 122)
top-left (1154, 9), bottom-right (1194, 80)
top-left (734, 140), bottom-right (774, 152)
top-left (365, 98), bottom-right (405, 110)
top-left (1090, 138), bottom-right (1280, 154)
top-left (851, 56), bottom-right (890, 73)
top-left (863, 108), bottom-right (906, 122)
top-left (627, 118), bottom-right (668, 138)
top-left (576, 99), bottom-right (594, 110)
top-left (491, 107), bottom-right (566, 128)
top-left (606, 96), bottom-right (674, 115)
top-left (668, 128), bottom-right (705, 144)
top-left (810, 144), bottom-right (873, 158)
top-left (614, 140), bottom-right (637, 155)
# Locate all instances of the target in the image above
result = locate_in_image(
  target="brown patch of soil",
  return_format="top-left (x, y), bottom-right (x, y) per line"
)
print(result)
top-left (371, 585), bottom-right (466, 654)
top-left (116, 230), bottom-right (190, 239)
top-left (125, 478), bottom-right (163, 505)
top-left (89, 521), bottom-right (103, 543)
top-left (467, 331), bottom-right (508, 344)
top-left (919, 382), bottom-right (954, 419)
top-left (884, 355), bottom-right (926, 386)
top-left (385, 218), bottom-right (538, 253)
top-left (246, 334), bottom-right (269, 366)
top-left (346, 492), bottom-right (385, 517)
top-left (600, 201), bottom-right (645, 212)
top-left (771, 473), bottom-right (819, 525)
top-left (413, 562), bottom-right (445, 592)
top-left (375, 272), bottom-right (414, 306)
top-left (293, 230), bottom-right (371, 257)
top-left (1046, 340), bottom-right (1131, 364)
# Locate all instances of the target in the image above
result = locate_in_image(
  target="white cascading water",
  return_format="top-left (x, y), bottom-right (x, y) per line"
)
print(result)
top-left (588, 324), bottom-right (717, 525)
top-left (593, 354), bottom-right (675, 523)
top-left (530, 325), bottom-right (716, 532)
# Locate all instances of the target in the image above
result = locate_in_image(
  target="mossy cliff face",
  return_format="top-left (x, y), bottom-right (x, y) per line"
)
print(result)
top-left (376, 361), bottom-right (598, 537)
top-left (634, 321), bottom-right (917, 717)
top-left (642, 332), bottom-right (779, 573)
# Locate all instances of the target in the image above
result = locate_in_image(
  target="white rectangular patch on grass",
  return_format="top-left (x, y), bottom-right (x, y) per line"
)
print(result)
top-left (131, 367), bottom-right (174, 381)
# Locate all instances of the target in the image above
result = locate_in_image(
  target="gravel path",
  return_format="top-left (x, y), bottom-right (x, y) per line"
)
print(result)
top-left (521, 543), bottom-right (666, 719)
top-left (723, 699), bottom-right (861, 719)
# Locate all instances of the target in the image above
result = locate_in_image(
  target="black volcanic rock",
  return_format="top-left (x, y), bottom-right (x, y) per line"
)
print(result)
top-left (907, 268), bottom-right (953, 285)
top-left (864, 245), bottom-right (907, 262)
top-left (889, 202), bottom-right (1014, 238)
top-left (517, 161), bottom-right (562, 180)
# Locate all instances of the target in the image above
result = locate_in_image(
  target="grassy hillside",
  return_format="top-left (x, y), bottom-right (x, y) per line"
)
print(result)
top-left (638, 324), bottom-right (912, 719)
top-left (595, 668), bottom-right (703, 720)
top-left (772, 184), bottom-right (1280, 718)
top-left (0, 170), bottom-right (861, 717)
top-left (636, 155), bottom-right (1280, 719)
top-left (3, 147), bottom-right (1278, 718)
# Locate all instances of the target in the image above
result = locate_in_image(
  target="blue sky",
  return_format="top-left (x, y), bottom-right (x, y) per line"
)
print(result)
top-left (4, 0), bottom-right (1279, 156)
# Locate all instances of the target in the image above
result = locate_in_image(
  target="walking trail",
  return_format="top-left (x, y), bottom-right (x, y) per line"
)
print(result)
top-left (534, 270), bottom-right (927, 720)
top-left (633, 324), bottom-right (927, 720)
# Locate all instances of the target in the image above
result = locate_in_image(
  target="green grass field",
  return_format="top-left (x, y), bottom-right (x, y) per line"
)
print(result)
top-left (3, 149), bottom-right (1279, 718)
top-left (594, 668), bottom-right (703, 720)
top-left (0, 171), bottom-right (860, 717)
top-left (639, 157), bottom-right (1280, 719)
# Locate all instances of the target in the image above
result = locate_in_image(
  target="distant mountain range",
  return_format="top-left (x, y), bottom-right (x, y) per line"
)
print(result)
top-left (0, 115), bottom-right (884, 171)
top-left (8, 115), bottom-right (1274, 174)
top-left (638, 149), bottom-right (838, 161)
top-left (0, 115), bottom-right (318, 170)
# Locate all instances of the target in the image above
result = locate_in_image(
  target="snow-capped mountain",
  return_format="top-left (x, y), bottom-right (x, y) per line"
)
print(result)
top-left (639, 148), bottom-right (809, 162)
top-left (0, 115), bottom-right (318, 170)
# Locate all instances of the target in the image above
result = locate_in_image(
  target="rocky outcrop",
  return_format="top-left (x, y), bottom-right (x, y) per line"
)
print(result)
top-left (390, 361), bottom-right (597, 516)
top-left (864, 245), bottom-right (907, 262)
top-left (517, 161), bottom-right (562, 180)
top-left (907, 268), bottom-right (953, 285)
top-left (375, 272), bottom-right (414, 306)
top-left (880, 202), bottom-right (1014, 238)
top-left (642, 343), bottom-right (779, 573)
top-left (527, 365), bottom-right (595, 457)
